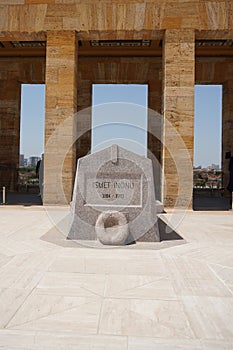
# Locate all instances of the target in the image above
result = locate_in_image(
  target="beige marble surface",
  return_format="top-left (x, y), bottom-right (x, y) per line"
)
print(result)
top-left (0, 206), bottom-right (232, 349)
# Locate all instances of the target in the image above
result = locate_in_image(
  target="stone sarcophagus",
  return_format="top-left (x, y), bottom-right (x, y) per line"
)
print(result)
top-left (68, 145), bottom-right (161, 244)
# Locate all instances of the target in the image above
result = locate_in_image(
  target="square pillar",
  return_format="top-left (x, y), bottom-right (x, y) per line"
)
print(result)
top-left (162, 30), bottom-right (195, 208)
top-left (222, 80), bottom-right (233, 192)
top-left (44, 31), bottom-right (78, 205)
top-left (0, 78), bottom-right (21, 191)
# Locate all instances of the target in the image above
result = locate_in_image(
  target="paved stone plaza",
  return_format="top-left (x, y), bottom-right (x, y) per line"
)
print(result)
top-left (0, 206), bottom-right (232, 349)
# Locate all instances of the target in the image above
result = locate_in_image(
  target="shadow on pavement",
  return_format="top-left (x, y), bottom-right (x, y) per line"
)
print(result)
top-left (1, 192), bottom-right (42, 206)
top-left (193, 197), bottom-right (231, 211)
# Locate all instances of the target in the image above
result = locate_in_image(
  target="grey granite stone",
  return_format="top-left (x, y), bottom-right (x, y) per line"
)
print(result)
top-left (68, 145), bottom-right (160, 243)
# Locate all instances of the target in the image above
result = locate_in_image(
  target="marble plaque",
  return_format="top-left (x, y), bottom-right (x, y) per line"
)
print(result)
top-left (84, 173), bottom-right (142, 207)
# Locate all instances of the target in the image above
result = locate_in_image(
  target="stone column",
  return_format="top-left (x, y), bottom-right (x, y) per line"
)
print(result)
top-left (44, 31), bottom-right (78, 204)
top-left (148, 78), bottom-right (162, 201)
top-left (222, 80), bottom-right (233, 192)
top-left (0, 77), bottom-right (21, 192)
top-left (162, 30), bottom-right (195, 208)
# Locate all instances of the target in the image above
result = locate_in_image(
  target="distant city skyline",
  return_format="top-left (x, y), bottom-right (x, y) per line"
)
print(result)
top-left (20, 84), bottom-right (222, 167)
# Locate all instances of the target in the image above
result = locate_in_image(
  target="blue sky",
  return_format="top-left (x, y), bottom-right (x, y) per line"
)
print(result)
top-left (194, 85), bottom-right (222, 167)
top-left (92, 84), bottom-right (148, 156)
top-left (20, 84), bottom-right (45, 159)
top-left (20, 84), bottom-right (222, 167)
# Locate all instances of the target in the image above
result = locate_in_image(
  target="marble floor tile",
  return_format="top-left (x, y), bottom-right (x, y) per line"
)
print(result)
top-left (0, 330), bottom-right (127, 350)
top-left (34, 332), bottom-right (127, 350)
top-left (7, 227), bottom-right (50, 241)
top-left (48, 256), bottom-right (86, 273)
top-left (182, 296), bottom-right (233, 340)
top-left (209, 263), bottom-right (233, 287)
top-left (104, 274), bottom-right (176, 300)
top-left (163, 256), bottom-right (232, 297)
top-left (56, 247), bottom-right (161, 259)
top-left (0, 267), bottom-right (43, 289)
top-left (22, 239), bottom-right (63, 253)
top-left (162, 243), bottom-right (233, 265)
top-left (0, 289), bottom-right (32, 328)
top-left (214, 254), bottom-right (233, 269)
top-left (0, 208), bottom-right (233, 349)
top-left (0, 330), bottom-right (36, 349)
top-left (0, 239), bottom-right (34, 256)
top-left (0, 254), bottom-right (12, 268)
top-left (0, 219), bottom-right (27, 238)
top-left (85, 256), bottom-right (168, 276)
top-left (164, 255), bottom-right (221, 280)
top-left (37, 272), bottom-right (106, 297)
top-left (49, 251), bottom-right (168, 276)
top-left (202, 339), bottom-right (233, 350)
top-left (6, 222), bottom-right (49, 241)
top-left (163, 212), bottom-right (233, 245)
top-left (227, 284), bottom-right (233, 294)
top-left (128, 337), bottom-right (203, 350)
top-left (8, 294), bottom-right (102, 334)
top-left (4, 252), bottom-right (56, 272)
top-left (7, 292), bottom-right (100, 329)
top-left (99, 298), bottom-right (194, 338)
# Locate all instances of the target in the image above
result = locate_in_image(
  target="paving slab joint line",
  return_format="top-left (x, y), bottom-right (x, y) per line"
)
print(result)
top-left (2, 255), bottom-right (58, 329)
top-left (3, 285), bottom-right (37, 330)
top-left (106, 277), bottom-right (169, 299)
top-left (96, 275), bottom-right (107, 335)
top-left (6, 295), bottom-right (101, 330)
top-left (207, 263), bottom-right (233, 296)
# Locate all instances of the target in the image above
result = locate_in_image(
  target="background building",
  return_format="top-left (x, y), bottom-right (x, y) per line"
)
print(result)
top-left (19, 154), bottom-right (24, 167)
top-left (28, 156), bottom-right (40, 167)
top-left (0, 1), bottom-right (232, 208)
